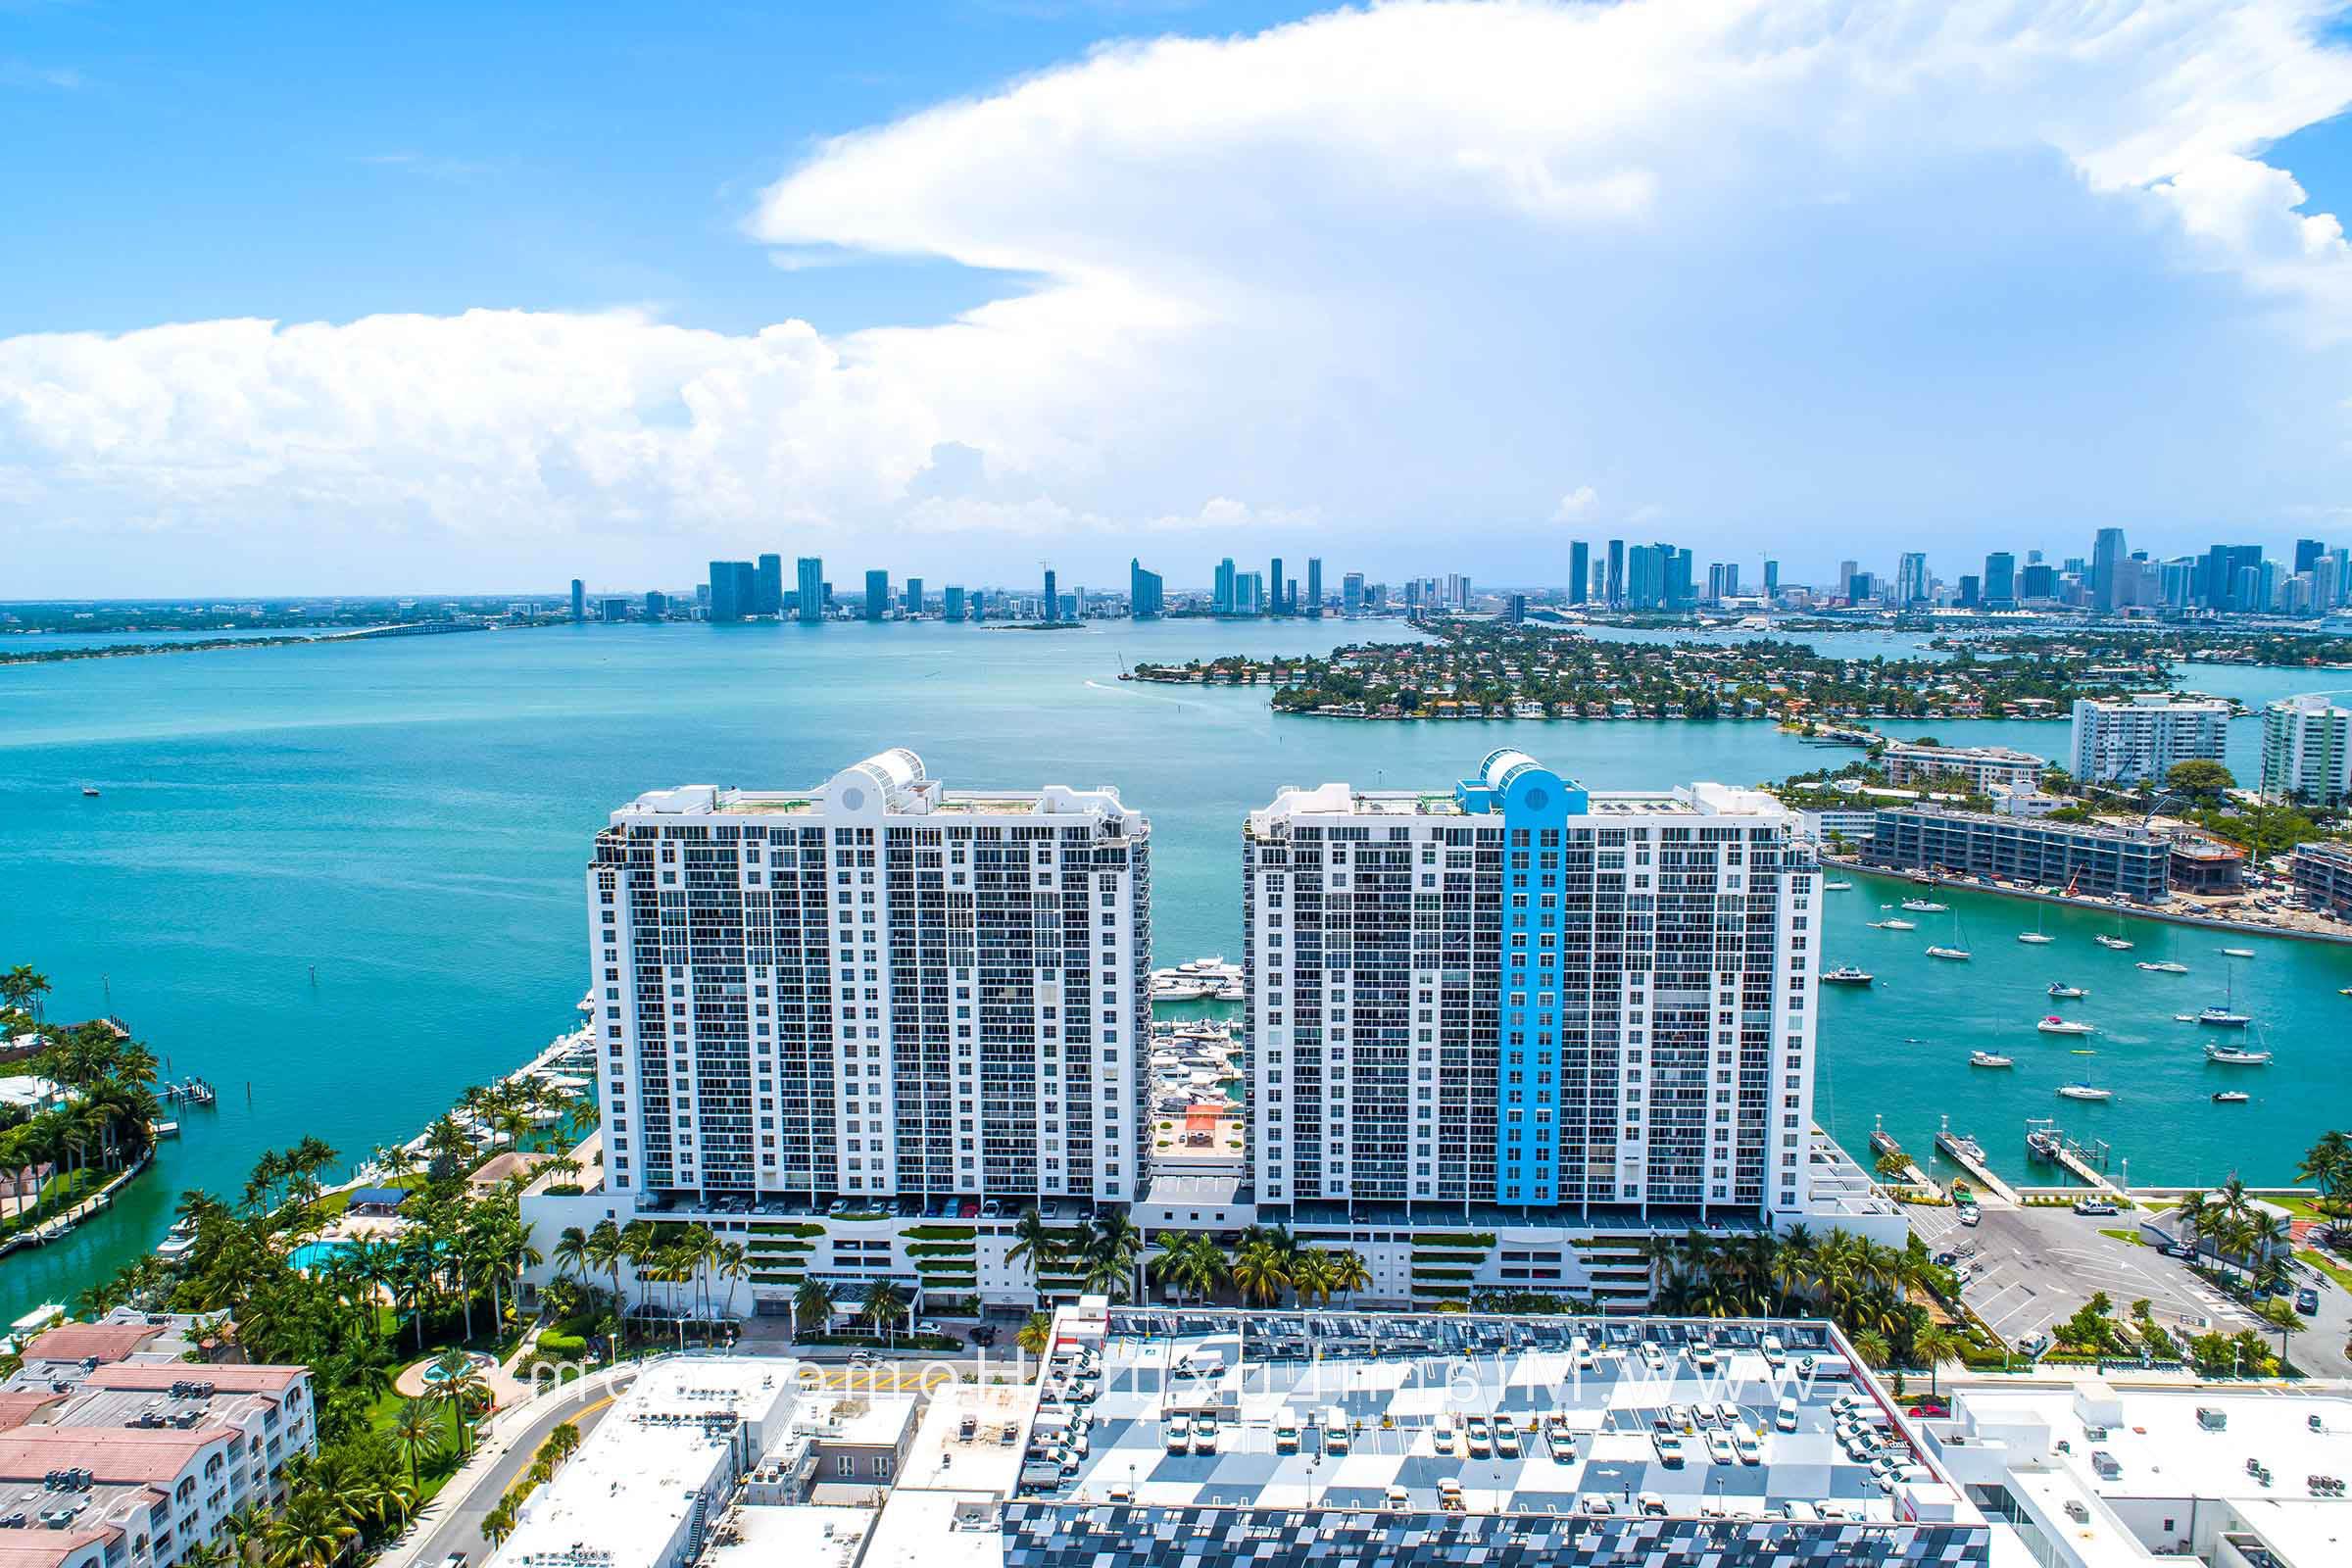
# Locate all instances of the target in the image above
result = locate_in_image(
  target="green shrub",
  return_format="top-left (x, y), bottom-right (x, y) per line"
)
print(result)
top-left (535, 1332), bottom-right (587, 1358)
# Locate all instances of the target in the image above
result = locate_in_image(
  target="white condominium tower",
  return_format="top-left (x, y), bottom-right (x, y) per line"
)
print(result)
top-left (588, 751), bottom-right (1151, 1207)
top-left (2260, 693), bottom-right (2352, 807)
top-left (1244, 750), bottom-right (1821, 1223)
top-left (2068, 694), bottom-right (2230, 786)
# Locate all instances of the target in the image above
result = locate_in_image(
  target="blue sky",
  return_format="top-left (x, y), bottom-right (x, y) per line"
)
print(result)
top-left (1, 2), bottom-right (1310, 340)
top-left (10, 1), bottom-right (2352, 596)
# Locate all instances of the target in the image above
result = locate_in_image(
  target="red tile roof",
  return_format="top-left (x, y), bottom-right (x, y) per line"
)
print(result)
top-left (82, 1364), bottom-right (305, 1396)
top-left (0, 1525), bottom-right (115, 1568)
top-left (0, 1395), bottom-right (65, 1434)
top-left (0, 1427), bottom-right (223, 1484)
top-left (17, 1326), bottom-right (163, 1365)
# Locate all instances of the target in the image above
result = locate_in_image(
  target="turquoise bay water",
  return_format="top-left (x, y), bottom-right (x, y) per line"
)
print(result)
top-left (2, 620), bottom-right (2345, 1320)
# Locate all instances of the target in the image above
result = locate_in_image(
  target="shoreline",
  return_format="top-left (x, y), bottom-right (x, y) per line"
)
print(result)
top-left (1826, 858), bottom-right (2352, 947)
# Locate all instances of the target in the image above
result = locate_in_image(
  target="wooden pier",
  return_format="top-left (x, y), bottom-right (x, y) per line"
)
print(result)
top-left (1932, 1117), bottom-right (2022, 1204)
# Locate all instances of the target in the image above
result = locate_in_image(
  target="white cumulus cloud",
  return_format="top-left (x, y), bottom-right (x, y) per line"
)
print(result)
top-left (9, 0), bottom-right (2352, 592)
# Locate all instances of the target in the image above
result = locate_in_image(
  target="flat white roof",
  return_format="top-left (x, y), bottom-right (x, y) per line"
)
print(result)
top-left (493, 1358), bottom-right (801, 1568)
top-left (702, 1502), bottom-right (874, 1568)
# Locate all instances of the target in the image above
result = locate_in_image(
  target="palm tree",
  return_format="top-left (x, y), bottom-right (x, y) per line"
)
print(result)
top-left (1016, 1310), bottom-right (1054, 1355)
top-left (585, 1219), bottom-right (626, 1317)
top-left (1084, 1210), bottom-right (1145, 1302)
top-left (1289, 1249), bottom-right (1336, 1307)
top-left (794, 1277), bottom-right (837, 1336)
top-left (263, 1488), bottom-right (358, 1568)
top-left (1006, 1206), bottom-right (1060, 1293)
top-left (1910, 1323), bottom-right (1963, 1397)
top-left (390, 1398), bottom-right (441, 1487)
top-left (479, 1499), bottom-right (517, 1550)
top-left (429, 1348), bottom-right (486, 1456)
top-left (1232, 1240), bottom-right (1288, 1307)
top-left (716, 1242), bottom-right (750, 1319)
top-left (862, 1280), bottom-right (910, 1344)
top-left (1326, 1249), bottom-right (1371, 1303)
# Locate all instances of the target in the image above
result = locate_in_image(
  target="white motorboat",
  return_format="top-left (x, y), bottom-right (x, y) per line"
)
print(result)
top-left (2203, 1043), bottom-right (2272, 1065)
top-left (2017, 932), bottom-right (2054, 945)
top-left (2094, 934), bottom-right (2134, 951)
top-left (2056, 1083), bottom-right (2114, 1102)
top-left (1882, 918), bottom-right (1917, 930)
top-left (2136, 960), bottom-right (2188, 974)
top-left (2035, 1015), bottom-right (2094, 1036)
top-left (2046, 982), bottom-right (2086, 999)
top-left (1825, 880), bottom-right (1852, 891)
top-left (1926, 946), bottom-right (1971, 960)
top-left (1968, 1052), bottom-right (2014, 1068)
top-left (1900, 898), bottom-right (1947, 912)
top-left (2212, 1091), bottom-right (2250, 1103)
top-left (2221, 948), bottom-right (2256, 958)
top-left (1821, 965), bottom-right (1874, 985)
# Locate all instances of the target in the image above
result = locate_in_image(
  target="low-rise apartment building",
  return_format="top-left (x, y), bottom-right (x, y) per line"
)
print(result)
top-left (1862, 806), bottom-right (2174, 903)
top-left (1880, 742), bottom-right (2044, 793)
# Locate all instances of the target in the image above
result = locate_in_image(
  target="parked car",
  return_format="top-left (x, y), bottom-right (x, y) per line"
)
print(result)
top-left (969, 1324), bottom-right (1000, 1347)
top-left (2296, 1286), bottom-right (2321, 1316)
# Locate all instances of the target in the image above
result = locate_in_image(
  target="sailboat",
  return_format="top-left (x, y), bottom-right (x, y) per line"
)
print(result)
top-left (2092, 906), bottom-right (2133, 951)
top-left (1925, 906), bottom-right (1972, 961)
top-left (2196, 963), bottom-right (2250, 1028)
top-left (2017, 903), bottom-right (2054, 945)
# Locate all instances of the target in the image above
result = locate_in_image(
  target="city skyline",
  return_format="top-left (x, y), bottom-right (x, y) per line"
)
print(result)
top-left (12, 2), bottom-right (2352, 594)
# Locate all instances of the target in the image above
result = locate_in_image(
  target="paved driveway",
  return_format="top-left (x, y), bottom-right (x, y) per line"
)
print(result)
top-left (1904, 1200), bottom-right (2295, 1363)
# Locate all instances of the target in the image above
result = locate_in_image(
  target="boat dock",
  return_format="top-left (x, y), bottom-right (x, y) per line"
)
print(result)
top-left (2024, 1119), bottom-right (2124, 1196)
top-left (159, 1076), bottom-right (216, 1106)
top-left (1867, 1117), bottom-right (1931, 1188)
top-left (1932, 1117), bottom-right (2021, 1204)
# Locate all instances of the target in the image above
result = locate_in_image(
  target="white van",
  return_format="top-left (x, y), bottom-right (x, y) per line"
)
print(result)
top-left (1775, 1396), bottom-right (1800, 1433)
top-left (1782, 1499), bottom-right (1821, 1523)
top-left (1274, 1408), bottom-right (1300, 1453)
top-left (1323, 1407), bottom-right (1351, 1454)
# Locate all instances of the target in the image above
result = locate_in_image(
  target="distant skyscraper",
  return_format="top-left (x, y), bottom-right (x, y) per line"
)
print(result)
top-left (1343, 571), bottom-right (1365, 616)
top-left (904, 576), bottom-right (923, 615)
top-left (2020, 562), bottom-right (2056, 601)
top-left (1837, 560), bottom-right (1858, 602)
top-left (1763, 558), bottom-right (1779, 597)
top-left (1605, 540), bottom-right (1625, 608)
top-left (756, 554), bottom-right (784, 616)
top-left (863, 569), bottom-right (889, 620)
top-left (1214, 559), bottom-right (1237, 615)
top-left (709, 561), bottom-right (754, 623)
top-left (1042, 567), bottom-right (1058, 622)
top-left (1506, 593), bottom-right (1527, 623)
top-left (1667, 548), bottom-right (1692, 611)
top-left (2296, 538), bottom-right (2327, 575)
top-left (1568, 541), bottom-right (1590, 605)
top-left (1957, 574), bottom-right (1981, 609)
top-left (796, 557), bottom-right (824, 624)
top-left (1270, 557), bottom-right (1285, 614)
top-left (944, 585), bottom-right (966, 622)
top-left (2090, 527), bottom-right (2128, 612)
top-left (1984, 551), bottom-right (2016, 607)
top-left (1896, 552), bottom-right (1928, 607)
top-left (1130, 559), bottom-right (1163, 619)
top-left (1305, 558), bottom-right (1323, 618)
top-left (570, 578), bottom-right (586, 622)
top-left (645, 590), bottom-right (667, 618)
top-left (1233, 571), bottom-right (1265, 615)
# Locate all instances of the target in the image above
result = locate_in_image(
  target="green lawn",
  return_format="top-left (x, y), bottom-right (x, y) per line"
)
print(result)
top-left (2302, 1249), bottom-right (2352, 1293)
top-left (0, 1168), bottom-right (104, 1240)
top-left (2097, 1229), bottom-right (2143, 1247)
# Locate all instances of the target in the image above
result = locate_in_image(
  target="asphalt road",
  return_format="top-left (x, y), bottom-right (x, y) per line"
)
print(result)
top-left (399, 1381), bottom-right (623, 1568)
top-left (1906, 1199), bottom-right (2349, 1376)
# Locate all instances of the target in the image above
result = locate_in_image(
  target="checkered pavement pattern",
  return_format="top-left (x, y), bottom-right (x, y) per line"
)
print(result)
top-left (1043, 1341), bottom-right (1896, 1520)
top-left (1002, 1504), bottom-right (1991, 1568)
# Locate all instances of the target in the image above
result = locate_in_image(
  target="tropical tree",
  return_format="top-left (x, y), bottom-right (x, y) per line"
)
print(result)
top-left (861, 1280), bottom-right (911, 1344)
top-left (429, 1348), bottom-right (486, 1457)
top-left (794, 1277), bottom-right (837, 1335)
top-left (1016, 1310), bottom-right (1054, 1356)
top-left (1006, 1206), bottom-right (1060, 1293)
top-left (1910, 1323), bottom-right (1964, 1396)
top-left (1232, 1241), bottom-right (1289, 1307)
top-left (389, 1397), bottom-right (440, 1487)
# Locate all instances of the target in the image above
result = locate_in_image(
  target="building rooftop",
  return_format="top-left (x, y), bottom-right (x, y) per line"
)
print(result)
top-left (1251, 780), bottom-right (1789, 828)
top-left (612, 756), bottom-right (1144, 830)
top-left (495, 1358), bottom-right (800, 1568)
top-left (15, 1324), bottom-right (161, 1369)
top-left (1001, 1308), bottom-right (1962, 1525)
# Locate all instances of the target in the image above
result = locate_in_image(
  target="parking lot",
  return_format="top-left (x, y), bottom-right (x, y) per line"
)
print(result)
top-left (1905, 1199), bottom-right (2350, 1376)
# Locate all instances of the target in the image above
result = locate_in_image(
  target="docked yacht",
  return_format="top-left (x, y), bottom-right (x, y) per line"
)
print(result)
top-left (1821, 965), bottom-right (1874, 985)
